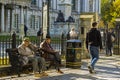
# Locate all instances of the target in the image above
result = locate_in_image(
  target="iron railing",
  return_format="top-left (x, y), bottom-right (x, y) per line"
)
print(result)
top-left (0, 34), bottom-right (66, 66)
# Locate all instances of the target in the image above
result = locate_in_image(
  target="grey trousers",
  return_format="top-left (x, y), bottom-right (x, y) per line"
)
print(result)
top-left (28, 56), bottom-right (45, 73)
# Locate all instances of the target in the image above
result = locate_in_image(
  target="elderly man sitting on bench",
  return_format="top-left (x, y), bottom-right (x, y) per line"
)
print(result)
top-left (18, 37), bottom-right (48, 77)
top-left (40, 36), bottom-right (63, 74)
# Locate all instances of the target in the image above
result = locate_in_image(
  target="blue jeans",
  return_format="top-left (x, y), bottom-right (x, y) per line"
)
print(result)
top-left (89, 46), bottom-right (99, 70)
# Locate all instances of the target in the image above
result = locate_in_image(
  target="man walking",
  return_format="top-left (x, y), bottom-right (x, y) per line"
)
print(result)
top-left (86, 22), bottom-right (102, 73)
top-left (106, 28), bottom-right (115, 56)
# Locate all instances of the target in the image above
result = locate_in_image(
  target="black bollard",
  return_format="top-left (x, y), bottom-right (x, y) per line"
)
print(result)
top-left (12, 31), bottom-right (16, 48)
top-left (61, 33), bottom-right (64, 54)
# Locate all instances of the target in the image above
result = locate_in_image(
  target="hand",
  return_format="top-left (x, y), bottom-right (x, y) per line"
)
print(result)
top-left (54, 50), bottom-right (59, 53)
top-left (100, 49), bottom-right (103, 52)
top-left (34, 44), bottom-right (37, 47)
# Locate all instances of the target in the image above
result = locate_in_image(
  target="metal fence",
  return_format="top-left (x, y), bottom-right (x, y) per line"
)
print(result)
top-left (0, 34), bottom-right (66, 66)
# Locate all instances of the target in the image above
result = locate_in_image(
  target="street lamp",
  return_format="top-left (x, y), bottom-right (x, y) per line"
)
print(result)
top-left (42, 0), bottom-right (50, 39)
top-left (47, 0), bottom-right (50, 37)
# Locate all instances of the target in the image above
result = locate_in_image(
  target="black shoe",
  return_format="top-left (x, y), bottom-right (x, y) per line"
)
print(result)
top-left (88, 65), bottom-right (93, 74)
top-left (110, 54), bottom-right (112, 56)
top-left (46, 66), bottom-right (50, 70)
top-left (57, 69), bottom-right (64, 74)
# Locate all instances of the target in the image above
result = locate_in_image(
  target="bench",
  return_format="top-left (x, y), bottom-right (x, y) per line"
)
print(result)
top-left (6, 48), bottom-right (33, 77)
top-left (6, 48), bottom-right (54, 77)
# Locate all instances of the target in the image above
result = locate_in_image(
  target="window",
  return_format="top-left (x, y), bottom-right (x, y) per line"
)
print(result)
top-left (30, 15), bottom-right (35, 29)
top-left (36, 16), bottom-right (41, 29)
top-left (51, 17), bottom-right (55, 24)
top-left (48, 0), bottom-right (52, 8)
top-left (31, 0), bottom-right (37, 5)
top-left (80, 0), bottom-right (84, 12)
top-left (72, 0), bottom-right (76, 11)
top-left (89, 0), bottom-right (93, 12)
top-left (14, 14), bottom-right (19, 32)
top-left (24, 14), bottom-right (27, 25)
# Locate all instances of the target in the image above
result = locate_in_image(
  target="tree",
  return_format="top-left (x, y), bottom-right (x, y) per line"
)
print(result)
top-left (110, 0), bottom-right (120, 22)
top-left (101, 0), bottom-right (120, 28)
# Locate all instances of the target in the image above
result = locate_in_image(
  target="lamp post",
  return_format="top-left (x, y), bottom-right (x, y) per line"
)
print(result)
top-left (105, 22), bottom-right (108, 55)
top-left (42, 0), bottom-right (50, 39)
top-left (47, 0), bottom-right (50, 37)
top-left (41, 0), bottom-right (44, 41)
top-left (115, 18), bottom-right (120, 55)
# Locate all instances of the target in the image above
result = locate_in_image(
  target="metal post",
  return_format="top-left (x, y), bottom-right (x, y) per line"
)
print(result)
top-left (47, 0), bottom-right (50, 36)
top-left (41, 0), bottom-right (44, 41)
top-left (105, 23), bottom-right (108, 55)
top-left (61, 33), bottom-right (64, 54)
top-left (12, 31), bottom-right (16, 48)
top-left (10, 9), bottom-right (12, 32)
top-left (68, 22), bottom-right (70, 32)
top-left (118, 25), bottom-right (120, 54)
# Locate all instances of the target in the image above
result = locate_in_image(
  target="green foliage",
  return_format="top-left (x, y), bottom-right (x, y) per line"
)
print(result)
top-left (101, 0), bottom-right (120, 28)
top-left (27, 36), bottom-right (38, 40)
top-left (0, 35), bottom-right (11, 38)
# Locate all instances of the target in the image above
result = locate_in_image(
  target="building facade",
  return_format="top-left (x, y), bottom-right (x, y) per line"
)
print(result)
top-left (0, 0), bottom-right (101, 36)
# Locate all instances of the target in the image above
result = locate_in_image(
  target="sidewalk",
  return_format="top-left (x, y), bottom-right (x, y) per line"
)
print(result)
top-left (0, 54), bottom-right (120, 80)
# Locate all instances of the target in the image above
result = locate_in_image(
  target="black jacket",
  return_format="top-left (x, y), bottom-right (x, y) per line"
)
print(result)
top-left (106, 32), bottom-right (115, 48)
top-left (86, 28), bottom-right (102, 49)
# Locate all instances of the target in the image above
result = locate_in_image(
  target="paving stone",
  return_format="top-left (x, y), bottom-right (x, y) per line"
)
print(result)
top-left (0, 54), bottom-right (120, 80)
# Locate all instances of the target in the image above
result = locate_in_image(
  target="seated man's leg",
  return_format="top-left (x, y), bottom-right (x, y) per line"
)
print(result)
top-left (37, 56), bottom-right (48, 76)
top-left (54, 52), bottom-right (61, 64)
top-left (29, 57), bottom-right (39, 73)
top-left (31, 56), bottom-right (47, 77)
top-left (37, 56), bottom-right (46, 73)
top-left (46, 54), bottom-right (55, 69)
top-left (49, 53), bottom-right (63, 73)
top-left (54, 52), bottom-right (63, 73)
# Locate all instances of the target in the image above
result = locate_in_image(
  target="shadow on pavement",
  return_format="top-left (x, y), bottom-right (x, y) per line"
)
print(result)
top-left (96, 65), bottom-right (120, 76)
top-left (36, 73), bottom-right (106, 80)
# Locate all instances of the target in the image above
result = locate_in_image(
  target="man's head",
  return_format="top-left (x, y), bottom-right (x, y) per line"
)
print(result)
top-left (71, 27), bottom-right (75, 31)
top-left (92, 22), bottom-right (97, 28)
top-left (45, 36), bottom-right (51, 43)
top-left (23, 37), bottom-right (30, 46)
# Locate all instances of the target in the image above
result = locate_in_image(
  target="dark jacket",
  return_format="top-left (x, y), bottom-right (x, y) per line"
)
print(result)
top-left (86, 28), bottom-right (102, 49)
top-left (40, 40), bottom-right (57, 58)
top-left (106, 32), bottom-right (115, 48)
top-left (37, 30), bottom-right (42, 36)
